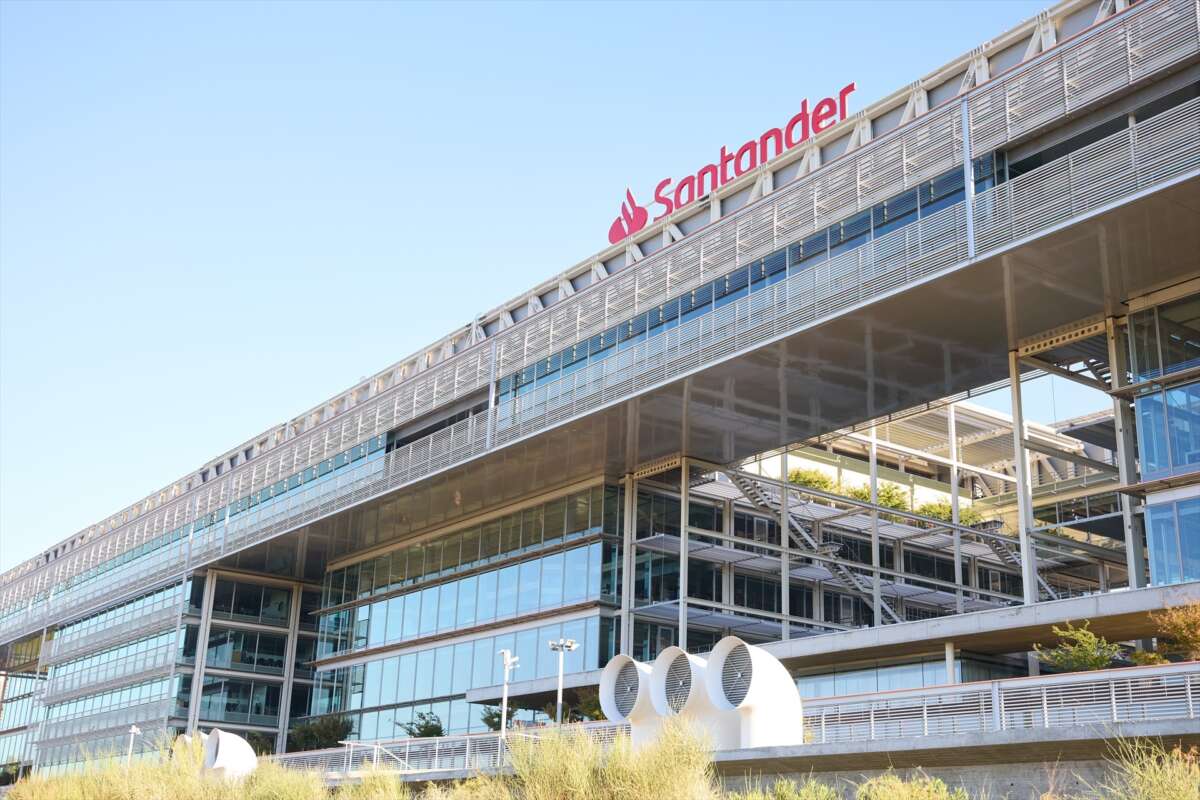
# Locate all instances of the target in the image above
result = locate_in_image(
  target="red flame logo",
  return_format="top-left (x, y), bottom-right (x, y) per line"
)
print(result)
top-left (607, 188), bottom-right (649, 245)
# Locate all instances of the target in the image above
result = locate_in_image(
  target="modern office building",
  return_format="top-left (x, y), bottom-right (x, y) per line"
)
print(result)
top-left (2, 0), bottom-right (1199, 784)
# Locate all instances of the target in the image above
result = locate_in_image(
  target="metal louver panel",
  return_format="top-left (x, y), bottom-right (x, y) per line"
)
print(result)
top-left (613, 662), bottom-right (640, 717)
top-left (665, 653), bottom-right (692, 713)
top-left (721, 643), bottom-right (753, 707)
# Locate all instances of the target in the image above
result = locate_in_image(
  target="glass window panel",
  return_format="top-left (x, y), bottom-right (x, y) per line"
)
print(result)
top-left (540, 553), bottom-right (564, 609)
top-left (472, 638), bottom-right (494, 689)
top-left (368, 600), bottom-right (387, 647)
top-left (1167, 381), bottom-right (1200, 473)
top-left (261, 587), bottom-right (290, 625)
top-left (432, 646), bottom-right (453, 698)
top-left (480, 522), bottom-right (502, 562)
top-left (522, 507), bottom-right (543, 552)
top-left (437, 583), bottom-right (458, 632)
top-left (496, 565), bottom-right (519, 619)
top-left (452, 642), bottom-right (474, 694)
top-left (363, 660), bottom-right (382, 708)
top-left (1138, 392), bottom-right (1170, 476)
top-left (1158, 296), bottom-right (1200, 376)
top-left (537, 623), bottom-right (562, 679)
top-left (457, 576), bottom-right (478, 629)
top-left (588, 542), bottom-right (603, 599)
top-left (501, 515), bottom-right (520, 557)
top-left (561, 619), bottom-right (587, 675)
top-left (413, 650), bottom-right (435, 701)
top-left (385, 596), bottom-right (404, 643)
top-left (1180, 497), bottom-right (1200, 582)
top-left (419, 587), bottom-right (439, 636)
top-left (380, 657), bottom-right (399, 707)
top-left (396, 654), bottom-right (416, 704)
top-left (475, 571), bottom-right (498, 623)
top-left (542, 499), bottom-right (566, 546)
top-left (563, 547), bottom-right (589, 604)
top-left (514, 629), bottom-right (538, 684)
top-left (517, 560), bottom-right (541, 613)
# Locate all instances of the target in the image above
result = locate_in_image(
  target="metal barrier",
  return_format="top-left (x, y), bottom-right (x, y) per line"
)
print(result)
top-left (271, 663), bottom-right (1198, 780)
top-left (803, 661), bottom-right (1199, 744)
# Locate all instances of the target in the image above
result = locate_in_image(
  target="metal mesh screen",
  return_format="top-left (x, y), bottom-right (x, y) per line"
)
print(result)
top-left (665, 653), bottom-right (692, 713)
top-left (614, 661), bottom-right (640, 717)
top-left (721, 643), bottom-right (753, 707)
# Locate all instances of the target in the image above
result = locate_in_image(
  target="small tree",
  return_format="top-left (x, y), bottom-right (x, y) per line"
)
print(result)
top-left (1152, 602), bottom-right (1200, 660)
top-left (788, 467), bottom-right (836, 493)
top-left (286, 714), bottom-right (352, 752)
top-left (480, 704), bottom-right (516, 732)
top-left (399, 711), bottom-right (444, 738)
top-left (1034, 620), bottom-right (1122, 672)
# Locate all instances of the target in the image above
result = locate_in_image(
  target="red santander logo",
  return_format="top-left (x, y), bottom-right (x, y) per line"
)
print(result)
top-left (607, 188), bottom-right (650, 245)
top-left (606, 82), bottom-right (856, 244)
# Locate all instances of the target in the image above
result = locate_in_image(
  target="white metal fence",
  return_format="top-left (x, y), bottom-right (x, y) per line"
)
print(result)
top-left (804, 661), bottom-right (1198, 744)
top-left (270, 663), bottom-right (1198, 780)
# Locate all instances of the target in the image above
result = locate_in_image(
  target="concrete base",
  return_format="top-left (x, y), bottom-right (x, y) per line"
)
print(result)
top-left (721, 760), bottom-right (1111, 799)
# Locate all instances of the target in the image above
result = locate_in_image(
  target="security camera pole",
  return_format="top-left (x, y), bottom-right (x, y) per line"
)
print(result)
top-left (125, 724), bottom-right (141, 767)
top-left (498, 648), bottom-right (519, 740)
top-left (548, 638), bottom-right (579, 725)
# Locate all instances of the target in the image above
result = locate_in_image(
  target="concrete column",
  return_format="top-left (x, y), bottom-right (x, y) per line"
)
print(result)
top-left (870, 426), bottom-right (883, 626)
top-left (678, 458), bottom-right (689, 652)
top-left (949, 405), bottom-right (965, 614)
top-left (186, 572), bottom-right (217, 733)
top-left (1008, 351), bottom-right (1039, 605)
top-left (619, 475), bottom-right (636, 655)
top-left (722, 499), bottom-right (734, 607)
top-left (945, 641), bottom-right (957, 684)
top-left (1106, 318), bottom-right (1148, 589)
top-left (276, 582), bottom-right (303, 754)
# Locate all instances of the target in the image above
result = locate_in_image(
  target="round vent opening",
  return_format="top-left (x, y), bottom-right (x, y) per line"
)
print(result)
top-left (721, 643), bottom-right (753, 707)
top-left (614, 661), bottom-right (640, 717)
top-left (664, 653), bottom-right (692, 713)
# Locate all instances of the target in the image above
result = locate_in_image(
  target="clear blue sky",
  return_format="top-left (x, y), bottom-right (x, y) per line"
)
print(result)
top-left (1, 0), bottom-right (1101, 571)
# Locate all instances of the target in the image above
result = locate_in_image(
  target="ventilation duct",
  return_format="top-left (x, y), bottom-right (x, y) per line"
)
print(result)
top-left (703, 636), bottom-right (804, 748)
top-left (599, 655), bottom-right (661, 747)
top-left (202, 728), bottom-right (259, 780)
top-left (648, 646), bottom-right (739, 749)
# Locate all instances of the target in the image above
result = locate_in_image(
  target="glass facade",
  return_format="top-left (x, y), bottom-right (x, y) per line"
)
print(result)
top-left (197, 676), bottom-right (282, 726)
top-left (309, 614), bottom-right (617, 738)
top-left (1146, 496), bottom-right (1200, 584)
top-left (795, 655), bottom-right (1025, 699)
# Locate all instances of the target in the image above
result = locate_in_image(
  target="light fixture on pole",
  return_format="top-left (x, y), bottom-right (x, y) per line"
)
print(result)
top-left (126, 724), bottom-right (142, 767)
top-left (498, 648), bottom-right (519, 740)
top-left (548, 638), bottom-right (579, 725)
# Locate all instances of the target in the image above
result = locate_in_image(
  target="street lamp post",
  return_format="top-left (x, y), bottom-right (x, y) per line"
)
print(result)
top-left (125, 724), bottom-right (142, 767)
top-left (498, 648), bottom-right (519, 740)
top-left (548, 638), bottom-right (579, 725)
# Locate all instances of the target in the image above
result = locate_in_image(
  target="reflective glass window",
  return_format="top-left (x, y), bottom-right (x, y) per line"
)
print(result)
top-left (517, 560), bottom-right (541, 613)
top-left (540, 552), bottom-right (564, 609)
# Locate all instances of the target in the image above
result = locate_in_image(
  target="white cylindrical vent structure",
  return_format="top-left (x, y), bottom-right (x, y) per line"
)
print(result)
top-left (202, 728), bottom-right (259, 780)
top-left (704, 636), bottom-right (804, 748)
top-left (648, 646), bottom-right (739, 750)
top-left (599, 654), bottom-right (661, 748)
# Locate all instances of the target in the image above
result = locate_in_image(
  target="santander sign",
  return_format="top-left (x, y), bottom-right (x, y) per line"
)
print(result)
top-left (608, 82), bottom-right (857, 245)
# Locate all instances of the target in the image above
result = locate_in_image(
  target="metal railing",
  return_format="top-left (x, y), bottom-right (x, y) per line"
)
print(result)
top-left (803, 661), bottom-right (1199, 744)
top-left (270, 720), bottom-right (628, 776)
top-left (3, 0), bottom-right (1200, 645)
top-left (270, 663), bottom-right (1198, 781)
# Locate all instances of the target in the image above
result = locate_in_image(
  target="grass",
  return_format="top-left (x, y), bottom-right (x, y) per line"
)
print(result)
top-left (7, 727), bottom-right (1197, 800)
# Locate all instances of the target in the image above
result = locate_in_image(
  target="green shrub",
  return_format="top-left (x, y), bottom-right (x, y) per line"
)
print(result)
top-left (728, 777), bottom-right (841, 800)
top-left (788, 468), bottom-right (837, 493)
top-left (1034, 620), bottom-right (1122, 672)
